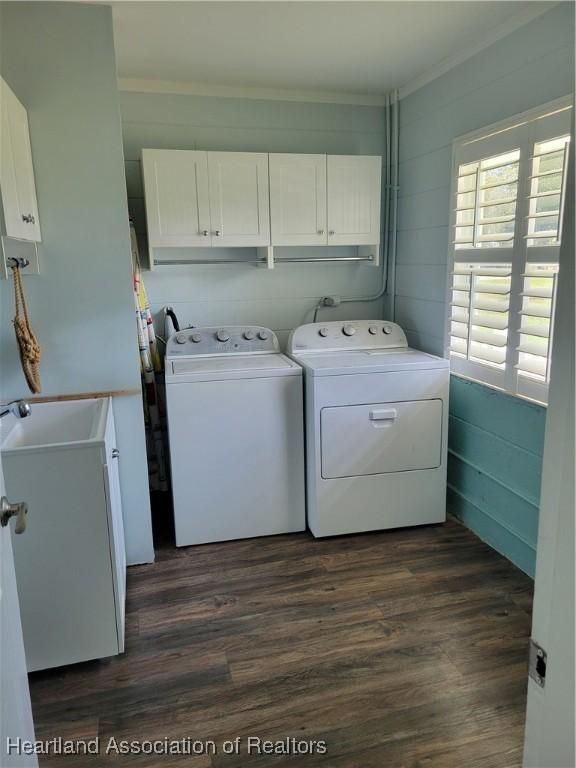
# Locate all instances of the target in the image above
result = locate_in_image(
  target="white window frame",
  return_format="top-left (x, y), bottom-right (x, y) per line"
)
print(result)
top-left (445, 96), bottom-right (573, 406)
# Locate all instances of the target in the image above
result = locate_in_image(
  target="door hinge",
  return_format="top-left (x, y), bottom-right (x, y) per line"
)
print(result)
top-left (529, 639), bottom-right (547, 688)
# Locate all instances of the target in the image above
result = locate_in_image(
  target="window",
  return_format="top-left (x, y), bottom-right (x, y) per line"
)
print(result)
top-left (447, 99), bottom-right (572, 405)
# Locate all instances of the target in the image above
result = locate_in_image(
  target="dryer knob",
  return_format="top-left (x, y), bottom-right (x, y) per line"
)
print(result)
top-left (368, 326), bottom-right (379, 335)
top-left (318, 328), bottom-right (329, 337)
top-left (258, 330), bottom-right (269, 340)
top-left (216, 329), bottom-right (230, 342)
top-left (190, 332), bottom-right (202, 343)
top-left (175, 333), bottom-right (187, 345)
top-left (383, 325), bottom-right (392, 335)
top-left (342, 325), bottom-right (356, 337)
top-left (243, 330), bottom-right (255, 341)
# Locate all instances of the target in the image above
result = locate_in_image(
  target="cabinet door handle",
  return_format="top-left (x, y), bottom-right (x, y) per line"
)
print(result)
top-left (201, 230), bottom-right (209, 236)
top-left (317, 229), bottom-right (325, 235)
top-left (1, 496), bottom-right (27, 534)
top-left (22, 214), bottom-right (35, 224)
top-left (213, 230), bottom-right (221, 237)
top-left (112, 448), bottom-right (120, 459)
top-left (329, 230), bottom-right (335, 236)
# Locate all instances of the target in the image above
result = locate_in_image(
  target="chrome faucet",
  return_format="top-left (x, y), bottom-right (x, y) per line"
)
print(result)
top-left (0, 399), bottom-right (31, 419)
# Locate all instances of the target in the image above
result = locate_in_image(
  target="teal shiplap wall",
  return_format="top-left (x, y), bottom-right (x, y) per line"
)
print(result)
top-left (448, 377), bottom-right (546, 577)
top-left (397, 3), bottom-right (575, 575)
top-left (0, 3), bottom-right (154, 565)
top-left (120, 92), bottom-right (388, 345)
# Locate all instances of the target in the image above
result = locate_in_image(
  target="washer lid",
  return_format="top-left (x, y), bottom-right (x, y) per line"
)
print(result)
top-left (292, 348), bottom-right (449, 376)
top-left (167, 353), bottom-right (301, 382)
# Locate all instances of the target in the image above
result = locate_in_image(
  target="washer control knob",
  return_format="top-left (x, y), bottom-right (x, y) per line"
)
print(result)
top-left (342, 325), bottom-right (356, 337)
top-left (368, 326), bottom-right (379, 335)
top-left (216, 329), bottom-right (230, 342)
top-left (190, 332), bottom-right (202, 343)
top-left (318, 327), bottom-right (329, 338)
top-left (258, 330), bottom-right (269, 341)
top-left (383, 325), bottom-right (392, 335)
top-left (175, 333), bottom-right (187, 345)
top-left (243, 330), bottom-right (255, 341)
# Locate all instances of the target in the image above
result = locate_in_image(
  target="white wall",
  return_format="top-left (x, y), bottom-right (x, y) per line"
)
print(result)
top-left (0, 3), bottom-right (154, 565)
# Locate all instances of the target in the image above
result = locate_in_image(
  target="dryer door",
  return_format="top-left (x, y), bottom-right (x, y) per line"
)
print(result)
top-left (321, 399), bottom-right (442, 479)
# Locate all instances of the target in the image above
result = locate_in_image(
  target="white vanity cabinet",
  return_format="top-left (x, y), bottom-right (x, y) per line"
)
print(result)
top-left (1, 398), bottom-right (126, 672)
top-left (269, 154), bottom-right (327, 246)
top-left (0, 78), bottom-right (41, 242)
top-left (327, 155), bottom-right (381, 246)
top-left (142, 149), bottom-right (270, 250)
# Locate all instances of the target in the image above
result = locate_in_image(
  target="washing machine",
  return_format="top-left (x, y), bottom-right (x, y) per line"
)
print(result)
top-left (165, 326), bottom-right (305, 546)
top-left (287, 320), bottom-right (449, 537)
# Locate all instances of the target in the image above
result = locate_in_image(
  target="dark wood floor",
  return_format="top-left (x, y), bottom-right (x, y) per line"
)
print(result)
top-left (30, 517), bottom-right (533, 767)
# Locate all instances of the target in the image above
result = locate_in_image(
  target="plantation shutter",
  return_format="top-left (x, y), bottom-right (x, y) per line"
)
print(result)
top-left (447, 100), bottom-right (572, 404)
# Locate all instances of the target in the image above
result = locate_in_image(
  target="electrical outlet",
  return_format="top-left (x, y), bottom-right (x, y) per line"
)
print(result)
top-left (321, 296), bottom-right (341, 307)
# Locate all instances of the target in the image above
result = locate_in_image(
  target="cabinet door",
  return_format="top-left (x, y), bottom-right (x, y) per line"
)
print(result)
top-left (0, 78), bottom-right (41, 242)
top-left (208, 152), bottom-right (270, 247)
top-left (269, 154), bottom-right (327, 245)
top-left (327, 155), bottom-right (381, 245)
top-left (142, 149), bottom-right (210, 248)
top-left (103, 409), bottom-right (126, 652)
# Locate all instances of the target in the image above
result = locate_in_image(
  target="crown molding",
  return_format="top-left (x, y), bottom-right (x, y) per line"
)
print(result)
top-left (117, 77), bottom-right (387, 107)
top-left (399, 1), bottom-right (561, 99)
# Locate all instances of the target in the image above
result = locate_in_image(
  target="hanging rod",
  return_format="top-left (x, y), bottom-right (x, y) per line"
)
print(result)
top-left (277, 256), bottom-right (374, 264)
top-left (154, 258), bottom-right (263, 265)
top-left (153, 255), bottom-right (374, 266)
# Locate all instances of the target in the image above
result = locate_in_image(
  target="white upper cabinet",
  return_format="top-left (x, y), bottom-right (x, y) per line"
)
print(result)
top-left (0, 78), bottom-right (41, 242)
top-left (327, 155), bottom-right (381, 246)
top-left (141, 150), bottom-right (381, 260)
top-left (208, 152), bottom-right (270, 247)
top-left (269, 154), bottom-right (327, 246)
top-left (142, 149), bottom-right (210, 248)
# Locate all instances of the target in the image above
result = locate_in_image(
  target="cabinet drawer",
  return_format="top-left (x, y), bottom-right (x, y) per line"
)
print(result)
top-left (321, 399), bottom-right (442, 479)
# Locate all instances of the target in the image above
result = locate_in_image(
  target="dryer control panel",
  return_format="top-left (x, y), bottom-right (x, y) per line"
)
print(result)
top-left (166, 326), bottom-right (280, 357)
top-left (288, 321), bottom-right (408, 353)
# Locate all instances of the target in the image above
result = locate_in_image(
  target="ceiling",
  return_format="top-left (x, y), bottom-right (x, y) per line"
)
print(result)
top-left (110, 1), bottom-right (556, 101)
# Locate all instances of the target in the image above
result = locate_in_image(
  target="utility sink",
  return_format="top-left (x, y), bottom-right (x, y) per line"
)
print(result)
top-left (1, 398), bottom-right (109, 452)
top-left (1, 395), bottom-right (126, 672)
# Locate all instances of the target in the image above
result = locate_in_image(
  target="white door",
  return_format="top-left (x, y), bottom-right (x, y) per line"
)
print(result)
top-left (0, 78), bottom-right (41, 242)
top-left (523, 130), bottom-right (574, 768)
top-left (0, 427), bottom-right (37, 766)
top-left (141, 149), bottom-right (211, 249)
top-left (327, 155), bottom-right (381, 245)
top-left (269, 154), bottom-right (327, 245)
top-left (207, 152), bottom-right (270, 247)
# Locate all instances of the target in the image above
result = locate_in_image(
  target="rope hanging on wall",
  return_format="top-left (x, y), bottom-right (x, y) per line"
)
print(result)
top-left (11, 264), bottom-right (42, 393)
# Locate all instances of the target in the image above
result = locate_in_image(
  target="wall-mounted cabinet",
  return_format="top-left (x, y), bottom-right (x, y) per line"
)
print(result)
top-left (142, 150), bottom-right (210, 248)
top-left (0, 78), bottom-right (41, 243)
top-left (141, 149), bottom-right (381, 268)
top-left (142, 149), bottom-right (270, 251)
top-left (269, 153), bottom-right (327, 246)
top-left (326, 155), bottom-right (381, 246)
top-left (207, 152), bottom-right (270, 247)
top-left (269, 154), bottom-right (381, 248)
